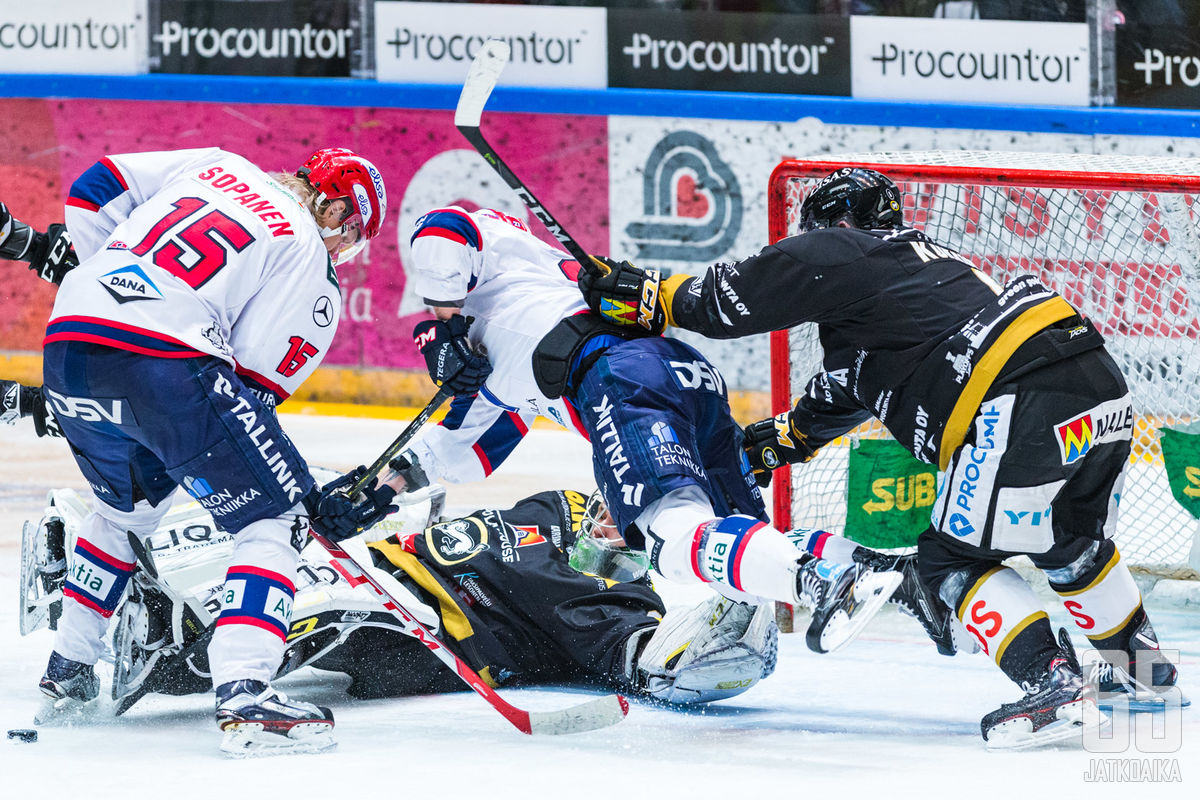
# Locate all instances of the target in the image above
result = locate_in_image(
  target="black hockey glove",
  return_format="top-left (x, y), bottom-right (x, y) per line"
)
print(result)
top-left (578, 255), bottom-right (667, 335)
top-left (1, 380), bottom-right (62, 438)
top-left (413, 315), bottom-right (492, 395)
top-left (0, 204), bottom-right (78, 285)
top-left (306, 466), bottom-right (399, 543)
top-left (742, 413), bottom-right (818, 488)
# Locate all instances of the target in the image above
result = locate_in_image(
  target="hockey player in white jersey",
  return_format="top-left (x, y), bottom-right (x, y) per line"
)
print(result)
top-left (23, 146), bottom-right (389, 755)
top-left (345, 205), bottom-right (907, 654)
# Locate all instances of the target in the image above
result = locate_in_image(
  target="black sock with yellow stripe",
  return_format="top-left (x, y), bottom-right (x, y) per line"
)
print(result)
top-left (955, 565), bottom-right (1060, 686)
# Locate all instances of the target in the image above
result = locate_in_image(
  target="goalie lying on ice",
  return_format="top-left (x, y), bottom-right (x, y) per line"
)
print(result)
top-left (20, 483), bottom-right (780, 712)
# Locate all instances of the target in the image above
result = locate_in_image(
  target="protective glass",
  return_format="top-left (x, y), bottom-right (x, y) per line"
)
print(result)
top-left (568, 490), bottom-right (650, 582)
top-left (322, 216), bottom-right (365, 265)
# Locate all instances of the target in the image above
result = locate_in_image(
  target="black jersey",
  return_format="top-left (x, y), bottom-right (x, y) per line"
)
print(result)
top-left (326, 490), bottom-right (664, 699)
top-left (667, 227), bottom-right (1105, 468)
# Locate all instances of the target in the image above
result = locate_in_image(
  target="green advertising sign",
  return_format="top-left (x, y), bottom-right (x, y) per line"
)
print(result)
top-left (1160, 422), bottom-right (1200, 521)
top-left (845, 438), bottom-right (937, 549)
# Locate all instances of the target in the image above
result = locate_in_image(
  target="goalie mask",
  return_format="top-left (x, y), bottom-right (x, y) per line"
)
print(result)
top-left (297, 147), bottom-right (388, 265)
top-left (798, 167), bottom-right (903, 233)
top-left (568, 491), bottom-right (650, 582)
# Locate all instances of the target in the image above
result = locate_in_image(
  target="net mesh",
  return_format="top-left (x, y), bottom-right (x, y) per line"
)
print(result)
top-left (770, 151), bottom-right (1200, 575)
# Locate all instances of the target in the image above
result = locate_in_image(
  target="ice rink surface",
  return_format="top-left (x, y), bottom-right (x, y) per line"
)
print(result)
top-left (2, 412), bottom-right (1197, 798)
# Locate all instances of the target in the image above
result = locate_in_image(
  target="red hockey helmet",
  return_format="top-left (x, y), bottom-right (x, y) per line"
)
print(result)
top-left (297, 147), bottom-right (387, 264)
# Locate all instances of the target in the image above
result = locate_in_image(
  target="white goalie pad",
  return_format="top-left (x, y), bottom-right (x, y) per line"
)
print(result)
top-left (636, 596), bottom-right (778, 705)
top-left (19, 489), bottom-right (89, 636)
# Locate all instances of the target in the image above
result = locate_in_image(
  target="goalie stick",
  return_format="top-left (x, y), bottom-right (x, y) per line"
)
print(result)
top-left (309, 530), bottom-right (630, 734)
top-left (455, 39), bottom-right (596, 271)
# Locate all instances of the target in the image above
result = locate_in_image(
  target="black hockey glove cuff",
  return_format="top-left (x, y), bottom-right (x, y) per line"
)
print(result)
top-left (578, 255), bottom-right (667, 335)
top-left (413, 315), bottom-right (492, 395)
top-left (307, 466), bottom-right (399, 542)
top-left (1, 381), bottom-right (62, 438)
top-left (742, 412), bottom-right (819, 488)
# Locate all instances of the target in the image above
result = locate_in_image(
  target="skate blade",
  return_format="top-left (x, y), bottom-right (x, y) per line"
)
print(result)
top-left (985, 698), bottom-right (1104, 751)
top-left (807, 570), bottom-right (901, 654)
top-left (1098, 691), bottom-right (1191, 713)
top-left (219, 721), bottom-right (336, 758)
top-left (33, 693), bottom-right (97, 726)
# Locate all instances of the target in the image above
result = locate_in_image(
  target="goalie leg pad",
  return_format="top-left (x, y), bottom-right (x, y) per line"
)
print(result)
top-left (632, 596), bottom-right (778, 705)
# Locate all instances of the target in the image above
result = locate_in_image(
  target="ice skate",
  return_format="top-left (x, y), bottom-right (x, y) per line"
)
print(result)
top-left (982, 629), bottom-right (1104, 750)
top-left (796, 555), bottom-right (900, 654)
top-left (215, 679), bottom-right (336, 757)
top-left (35, 651), bottom-right (100, 724)
top-left (1091, 618), bottom-right (1190, 713)
top-left (855, 551), bottom-right (958, 655)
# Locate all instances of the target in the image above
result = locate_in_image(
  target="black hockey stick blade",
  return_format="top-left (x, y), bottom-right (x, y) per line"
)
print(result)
top-left (454, 38), bottom-right (593, 268)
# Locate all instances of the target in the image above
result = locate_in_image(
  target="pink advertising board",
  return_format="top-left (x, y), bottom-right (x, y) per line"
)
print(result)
top-left (0, 97), bottom-right (610, 370)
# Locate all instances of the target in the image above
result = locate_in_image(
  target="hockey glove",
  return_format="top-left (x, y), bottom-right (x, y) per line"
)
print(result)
top-left (578, 255), bottom-right (667, 335)
top-left (0, 204), bottom-right (78, 285)
top-left (742, 412), bottom-right (818, 488)
top-left (306, 466), bottom-right (399, 543)
top-left (1, 381), bottom-right (62, 438)
top-left (413, 315), bottom-right (492, 395)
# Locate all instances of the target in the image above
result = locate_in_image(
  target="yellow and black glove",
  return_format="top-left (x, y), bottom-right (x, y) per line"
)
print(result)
top-left (742, 413), bottom-right (818, 488)
top-left (578, 255), bottom-right (668, 335)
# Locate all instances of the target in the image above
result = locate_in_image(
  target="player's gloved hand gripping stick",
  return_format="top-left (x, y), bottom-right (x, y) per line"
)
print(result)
top-left (307, 385), bottom-right (628, 733)
top-left (453, 39), bottom-right (669, 337)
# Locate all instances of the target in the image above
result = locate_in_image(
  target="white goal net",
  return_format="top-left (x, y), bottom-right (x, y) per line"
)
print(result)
top-left (769, 151), bottom-right (1200, 578)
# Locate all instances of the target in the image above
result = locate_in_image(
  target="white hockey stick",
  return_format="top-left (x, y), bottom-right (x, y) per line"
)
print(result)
top-left (310, 530), bottom-right (630, 735)
top-left (455, 39), bottom-right (593, 268)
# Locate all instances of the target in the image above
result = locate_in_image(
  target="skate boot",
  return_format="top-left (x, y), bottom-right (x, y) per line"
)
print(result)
top-left (981, 629), bottom-right (1104, 750)
top-left (854, 551), bottom-right (958, 656)
top-left (795, 554), bottom-right (900, 654)
top-left (1092, 617), bottom-right (1190, 713)
top-left (215, 679), bottom-right (335, 756)
top-left (36, 651), bottom-right (100, 723)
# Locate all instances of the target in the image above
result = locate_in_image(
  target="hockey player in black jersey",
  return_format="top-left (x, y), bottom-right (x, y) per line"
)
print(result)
top-left (18, 485), bottom-right (781, 718)
top-left (579, 167), bottom-right (1188, 749)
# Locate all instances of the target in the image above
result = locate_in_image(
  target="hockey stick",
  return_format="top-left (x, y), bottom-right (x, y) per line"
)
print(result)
top-left (309, 530), bottom-right (630, 734)
top-left (347, 385), bottom-right (454, 498)
top-left (455, 39), bottom-right (594, 269)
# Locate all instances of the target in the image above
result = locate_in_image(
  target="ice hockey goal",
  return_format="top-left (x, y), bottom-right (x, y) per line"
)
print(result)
top-left (768, 151), bottom-right (1200, 579)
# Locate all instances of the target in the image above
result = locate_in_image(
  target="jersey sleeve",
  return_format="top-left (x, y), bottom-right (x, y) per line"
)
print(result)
top-left (667, 229), bottom-right (877, 339)
top-left (64, 148), bottom-right (226, 260)
top-left (406, 207), bottom-right (484, 306)
top-left (406, 392), bottom-right (535, 484)
top-left (226, 236), bottom-right (341, 403)
top-left (789, 371), bottom-right (873, 451)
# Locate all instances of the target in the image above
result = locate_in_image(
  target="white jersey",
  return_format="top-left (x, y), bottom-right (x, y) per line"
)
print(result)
top-left (404, 206), bottom-right (590, 483)
top-left (48, 148), bottom-right (338, 402)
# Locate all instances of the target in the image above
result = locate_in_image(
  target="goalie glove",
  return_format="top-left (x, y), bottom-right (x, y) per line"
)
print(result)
top-left (413, 315), bottom-right (492, 395)
top-left (629, 596), bottom-right (777, 705)
top-left (578, 255), bottom-right (667, 335)
top-left (0, 204), bottom-right (78, 285)
top-left (306, 466), bottom-right (399, 543)
top-left (742, 412), bottom-right (818, 488)
top-left (1, 380), bottom-right (62, 438)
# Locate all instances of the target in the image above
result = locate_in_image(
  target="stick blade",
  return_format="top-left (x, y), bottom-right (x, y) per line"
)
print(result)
top-left (455, 38), bottom-right (511, 128)
top-left (526, 694), bottom-right (629, 735)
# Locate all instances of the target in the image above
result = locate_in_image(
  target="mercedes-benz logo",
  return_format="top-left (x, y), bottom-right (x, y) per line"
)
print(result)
top-left (313, 296), bottom-right (334, 327)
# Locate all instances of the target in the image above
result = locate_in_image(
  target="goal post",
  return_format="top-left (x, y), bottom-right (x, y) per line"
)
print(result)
top-left (768, 151), bottom-right (1200, 581)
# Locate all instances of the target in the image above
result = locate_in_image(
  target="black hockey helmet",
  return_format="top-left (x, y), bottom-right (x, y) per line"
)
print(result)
top-left (798, 168), bottom-right (904, 232)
